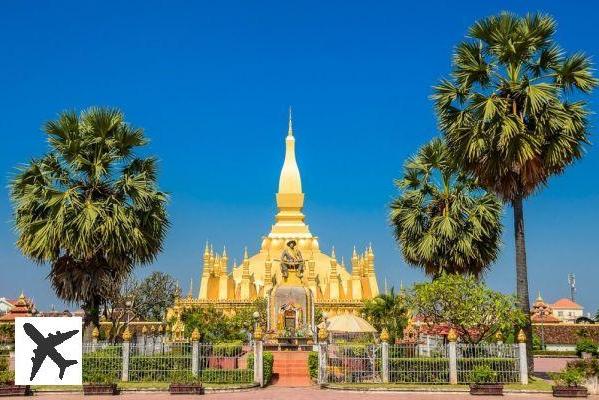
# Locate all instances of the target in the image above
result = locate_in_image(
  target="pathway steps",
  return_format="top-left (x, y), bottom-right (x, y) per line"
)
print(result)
top-left (270, 350), bottom-right (312, 387)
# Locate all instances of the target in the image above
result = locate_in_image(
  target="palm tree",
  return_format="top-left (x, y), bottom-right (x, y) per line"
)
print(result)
top-left (363, 288), bottom-right (407, 342)
top-left (10, 107), bottom-right (169, 329)
top-left (432, 12), bottom-right (597, 369)
top-left (390, 137), bottom-right (502, 278)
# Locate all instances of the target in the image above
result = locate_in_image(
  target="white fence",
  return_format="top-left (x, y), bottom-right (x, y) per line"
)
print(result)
top-left (318, 341), bottom-right (527, 385)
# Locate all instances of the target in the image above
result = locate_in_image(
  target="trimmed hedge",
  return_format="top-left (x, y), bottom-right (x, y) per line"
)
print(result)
top-left (387, 357), bottom-right (519, 384)
top-left (308, 351), bottom-right (318, 380)
top-left (248, 351), bottom-right (274, 384)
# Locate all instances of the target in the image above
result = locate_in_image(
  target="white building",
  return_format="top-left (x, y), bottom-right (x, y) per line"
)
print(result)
top-left (551, 298), bottom-right (584, 323)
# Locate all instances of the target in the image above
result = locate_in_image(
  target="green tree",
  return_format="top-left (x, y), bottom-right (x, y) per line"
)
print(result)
top-left (432, 12), bottom-right (596, 365)
top-left (132, 272), bottom-right (178, 321)
top-left (10, 107), bottom-right (169, 329)
top-left (390, 138), bottom-right (502, 278)
top-left (362, 288), bottom-right (408, 342)
top-left (407, 274), bottom-right (525, 343)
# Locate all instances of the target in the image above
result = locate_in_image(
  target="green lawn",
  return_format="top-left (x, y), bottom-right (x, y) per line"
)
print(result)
top-left (324, 377), bottom-right (553, 392)
top-left (32, 381), bottom-right (258, 392)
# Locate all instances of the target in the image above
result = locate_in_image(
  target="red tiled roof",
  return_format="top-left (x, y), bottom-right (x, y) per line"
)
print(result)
top-left (552, 298), bottom-right (583, 310)
top-left (531, 313), bottom-right (561, 323)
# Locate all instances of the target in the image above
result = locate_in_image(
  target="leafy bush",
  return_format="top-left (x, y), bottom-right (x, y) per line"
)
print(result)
top-left (533, 350), bottom-right (577, 357)
top-left (0, 357), bottom-right (8, 372)
top-left (576, 339), bottom-right (597, 356)
top-left (199, 369), bottom-right (253, 383)
top-left (82, 347), bottom-right (122, 382)
top-left (83, 371), bottom-right (116, 384)
top-left (551, 367), bottom-right (585, 387)
top-left (129, 354), bottom-right (192, 381)
top-left (308, 352), bottom-right (318, 380)
top-left (169, 371), bottom-right (201, 384)
top-left (567, 359), bottom-right (599, 377)
top-left (0, 370), bottom-right (14, 385)
top-left (470, 365), bottom-right (497, 384)
top-left (247, 351), bottom-right (274, 384)
top-left (214, 341), bottom-right (243, 357)
top-left (386, 357), bottom-right (518, 384)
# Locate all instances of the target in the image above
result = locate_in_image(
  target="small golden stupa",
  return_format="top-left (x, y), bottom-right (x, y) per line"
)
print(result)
top-left (174, 112), bottom-right (380, 332)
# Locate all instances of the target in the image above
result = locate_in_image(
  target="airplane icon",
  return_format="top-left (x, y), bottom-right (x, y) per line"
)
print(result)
top-left (23, 322), bottom-right (79, 381)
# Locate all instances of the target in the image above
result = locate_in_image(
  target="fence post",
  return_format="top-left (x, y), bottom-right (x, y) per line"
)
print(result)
top-left (380, 328), bottom-right (390, 383)
top-left (517, 329), bottom-right (529, 385)
top-left (191, 328), bottom-right (200, 377)
top-left (448, 328), bottom-right (458, 385)
top-left (121, 327), bottom-right (131, 382)
top-left (253, 325), bottom-right (264, 387)
top-left (317, 327), bottom-right (328, 385)
top-left (8, 352), bottom-right (15, 372)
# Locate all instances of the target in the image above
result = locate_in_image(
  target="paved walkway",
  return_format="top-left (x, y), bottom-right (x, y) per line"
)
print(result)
top-left (29, 387), bottom-right (593, 399)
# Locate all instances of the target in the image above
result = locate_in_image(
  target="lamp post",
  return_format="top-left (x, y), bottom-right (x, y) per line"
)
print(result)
top-left (539, 309), bottom-right (546, 350)
top-left (252, 311), bottom-right (260, 343)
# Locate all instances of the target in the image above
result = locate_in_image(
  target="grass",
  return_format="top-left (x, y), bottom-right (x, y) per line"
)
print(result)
top-left (32, 381), bottom-right (257, 392)
top-left (324, 377), bottom-right (553, 392)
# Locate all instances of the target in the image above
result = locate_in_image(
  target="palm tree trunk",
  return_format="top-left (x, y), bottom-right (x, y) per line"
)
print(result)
top-left (512, 195), bottom-right (533, 372)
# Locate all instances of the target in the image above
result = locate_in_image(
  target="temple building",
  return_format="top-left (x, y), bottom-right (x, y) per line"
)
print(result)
top-left (171, 115), bottom-right (380, 335)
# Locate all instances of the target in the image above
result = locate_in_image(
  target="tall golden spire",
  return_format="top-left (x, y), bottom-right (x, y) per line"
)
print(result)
top-left (278, 107), bottom-right (302, 194)
top-left (271, 110), bottom-right (310, 238)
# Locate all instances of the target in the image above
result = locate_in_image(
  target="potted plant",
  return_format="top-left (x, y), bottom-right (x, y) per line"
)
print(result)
top-left (551, 367), bottom-right (589, 397)
top-left (0, 370), bottom-right (32, 397)
top-left (169, 371), bottom-right (203, 395)
top-left (576, 339), bottom-right (597, 359)
top-left (469, 365), bottom-right (503, 395)
top-left (82, 372), bottom-right (119, 396)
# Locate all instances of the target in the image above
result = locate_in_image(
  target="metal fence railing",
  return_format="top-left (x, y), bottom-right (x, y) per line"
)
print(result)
top-left (320, 342), bottom-right (522, 385)
top-left (389, 343), bottom-right (450, 384)
top-left (128, 342), bottom-right (192, 381)
top-left (81, 341), bottom-right (253, 383)
top-left (456, 343), bottom-right (520, 383)
top-left (326, 343), bottom-right (382, 383)
top-left (83, 342), bottom-right (122, 381)
top-left (0, 340), bottom-right (14, 373)
top-left (198, 343), bottom-right (253, 383)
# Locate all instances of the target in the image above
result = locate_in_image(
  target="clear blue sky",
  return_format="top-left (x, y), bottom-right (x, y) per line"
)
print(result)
top-left (1, 0), bottom-right (597, 314)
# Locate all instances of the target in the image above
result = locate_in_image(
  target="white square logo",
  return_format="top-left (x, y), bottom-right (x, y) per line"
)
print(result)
top-left (15, 317), bottom-right (82, 385)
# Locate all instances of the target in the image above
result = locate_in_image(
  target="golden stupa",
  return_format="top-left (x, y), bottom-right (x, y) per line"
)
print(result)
top-left (176, 113), bottom-right (379, 321)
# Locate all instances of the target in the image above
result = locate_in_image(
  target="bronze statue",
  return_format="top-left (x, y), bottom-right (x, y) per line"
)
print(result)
top-left (280, 240), bottom-right (304, 279)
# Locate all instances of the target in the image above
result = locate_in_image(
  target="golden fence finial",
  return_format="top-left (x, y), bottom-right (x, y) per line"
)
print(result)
top-left (254, 325), bottom-right (264, 341)
top-left (380, 328), bottom-right (390, 343)
top-left (191, 328), bottom-right (201, 341)
top-left (447, 328), bottom-right (458, 342)
top-left (122, 326), bottom-right (132, 342)
top-left (517, 329), bottom-right (527, 343)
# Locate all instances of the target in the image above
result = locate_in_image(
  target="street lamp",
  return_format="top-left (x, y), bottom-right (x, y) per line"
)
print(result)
top-left (539, 308), bottom-right (546, 351)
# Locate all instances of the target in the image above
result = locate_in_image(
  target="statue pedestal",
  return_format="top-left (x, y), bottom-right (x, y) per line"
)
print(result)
top-left (282, 269), bottom-right (303, 285)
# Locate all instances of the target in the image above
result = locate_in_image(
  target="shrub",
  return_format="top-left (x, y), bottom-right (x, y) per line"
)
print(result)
top-left (213, 341), bottom-right (244, 357)
top-left (308, 352), bottom-right (318, 380)
top-left (550, 367), bottom-right (585, 387)
top-left (470, 365), bottom-right (497, 384)
top-left (0, 357), bottom-right (8, 372)
top-left (0, 370), bottom-right (14, 385)
top-left (247, 351), bottom-right (274, 384)
top-left (83, 371), bottom-right (116, 384)
top-left (200, 369), bottom-right (253, 383)
top-left (82, 347), bottom-right (122, 382)
top-left (386, 357), bottom-right (518, 384)
top-left (129, 354), bottom-right (192, 381)
top-left (169, 371), bottom-right (201, 384)
top-left (567, 359), bottom-right (599, 377)
top-left (576, 339), bottom-right (597, 356)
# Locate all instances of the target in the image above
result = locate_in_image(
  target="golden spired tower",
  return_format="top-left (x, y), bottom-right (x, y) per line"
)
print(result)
top-left (182, 113), bottom-right (379, 326)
